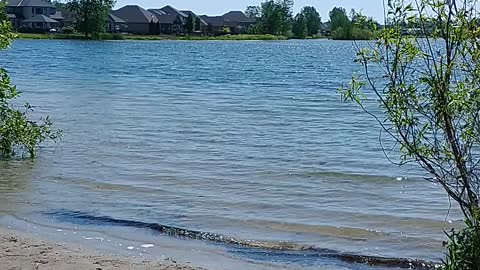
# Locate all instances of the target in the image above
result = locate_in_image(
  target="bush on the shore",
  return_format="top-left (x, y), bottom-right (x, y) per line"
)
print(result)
top-left (340, 0), bottom-right (480, 268)
top-left (99, 33), bottom-right (125, 40)
top-left (444, 210), bottom-right (480, 269)
top-left (443, 217), bottom-right (480, 270)
top-left (62, 27), bottom-right (75, 34)
top-left (0, 8), bottom-right (61, 158)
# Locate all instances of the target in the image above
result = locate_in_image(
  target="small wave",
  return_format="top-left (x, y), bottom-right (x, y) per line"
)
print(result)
top-left (46, 210), bottom-right (439, 269)
top-left (259, 170), bottom-right (423, 185)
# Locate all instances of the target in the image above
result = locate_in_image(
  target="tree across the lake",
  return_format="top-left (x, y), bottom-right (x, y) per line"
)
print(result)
top-left (67, 0), bottom-right (115, 38)
top-left (292, 6), bottom-right (321, 38)
top-left (246, 0), bottom-right (378, 39)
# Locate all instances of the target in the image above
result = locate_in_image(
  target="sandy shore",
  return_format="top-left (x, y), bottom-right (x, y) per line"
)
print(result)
top-left (0, 227), bottom-right (205, 270)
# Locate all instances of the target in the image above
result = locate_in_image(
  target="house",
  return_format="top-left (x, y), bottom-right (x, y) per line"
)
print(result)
top-left (149, 8), bottom-right (182, 34)
top-left (181, 10), bottom-right (208, 32)
top-left (222, 11), bottom-right (255, 33)
top-left (5, 0), bottom-right (62, 32)
top-left (107, 13), bottom-right (126, 33)
top-left (52, 6), bottom-right (76, 28)
top-left (111, 5), bottom-right (158, 35)
top-left (201, 11), bottom-right (255, 34)
top-left (160, 5), bottom-right (187, 20)
top-left (50, 10), bottom-right (64, 28)
top-left (148, 5), bottom-right (208, 34)
top-left (22, 14), bottom-right (59, 31)
top-left (320, 22), bottom-right (331, 36)
top-left (151, 5), bottom-right (188, 34)
top-left (200, 15), bottom-right (226, 34)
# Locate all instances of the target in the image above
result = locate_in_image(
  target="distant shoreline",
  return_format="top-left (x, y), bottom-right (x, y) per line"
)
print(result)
top-left (16, 33), bottom-right (298, 41)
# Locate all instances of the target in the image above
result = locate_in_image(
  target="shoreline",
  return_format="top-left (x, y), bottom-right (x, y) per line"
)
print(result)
top-left (0, 226), bottom-right (205, 270)
top-left (15, 33), bottom-right (293, 41)
top-left (0, 215), bottom-right (442, 270)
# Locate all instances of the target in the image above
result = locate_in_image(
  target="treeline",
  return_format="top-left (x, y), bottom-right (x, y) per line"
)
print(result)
top-left (245, 0), bottom-right (379, 40)
top-left (55, 0), bottom-right (379, 40)
top-left (329, 7), bottom-right (378, 40)
top-left (245, 0), bottom-right (321, 38)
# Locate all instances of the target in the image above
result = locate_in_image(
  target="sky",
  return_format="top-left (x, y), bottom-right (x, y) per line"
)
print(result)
top-left (114, 0), bottom-right (385, 21)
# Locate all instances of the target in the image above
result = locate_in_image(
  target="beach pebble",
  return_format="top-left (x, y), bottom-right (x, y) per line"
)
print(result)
top-left (127, 246), bottom-right (135, 250)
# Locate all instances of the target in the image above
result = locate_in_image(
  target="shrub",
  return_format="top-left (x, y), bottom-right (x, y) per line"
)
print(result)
top-left (331, 26), bottom-right (350, 40)
top-left (1, 8), bottom-right (60, 158)
top-left (443, 217), bottom-right (480, 270)
top-left (111, 33), bottom-right (125, 40)
top-left (18, 27), bottom-right (48, 34)
top-left (340, 0), bottom-right (480, 267)
top-left (0, 70), bottom-right (61, 158)
top-left (350, 27), bottom-right (373, 40)
top-left (61, 27), bottom-right (74, 34)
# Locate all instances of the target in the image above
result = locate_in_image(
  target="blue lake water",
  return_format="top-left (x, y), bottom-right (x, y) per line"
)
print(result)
top-left (0, 39), bottom-right (461, 269)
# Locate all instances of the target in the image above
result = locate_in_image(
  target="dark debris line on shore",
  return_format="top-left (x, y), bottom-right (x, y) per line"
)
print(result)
top-left (46, 210), bottom-right (440, 270)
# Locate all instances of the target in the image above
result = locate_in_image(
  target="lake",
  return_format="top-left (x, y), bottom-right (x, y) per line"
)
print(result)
top-left (0, 39), bottom-right (461, 270)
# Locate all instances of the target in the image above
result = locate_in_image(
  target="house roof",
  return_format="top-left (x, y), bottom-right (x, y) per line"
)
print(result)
top-left (150, 9), bottom-right (166, 16)
top-left (50, 11), bottom-right (63, 20)
top-left (22, 14), bottom-right (58, 23)
top-left (108, 13), bottom-right (125, 23)
top-left (200, 15), bottom-right (225, 27)
top-left (320, 22), bottom-right (331, 31)
top-left (112, 5), bottom-right (158, 24)
top-left (222, 11), bottom-right (255, 23)
top-left (7, 0), bottom-right (54, 8)
top-left (181, 10), bottom-right (208, 26)
top-left (201, 11), bottom-right (255, 28)
top-left (149, 9), bottom-right (179, 24)
top-left (160, 5), bottom-right (187, 18)
top-left (54, 6), bottom-right (75, 22)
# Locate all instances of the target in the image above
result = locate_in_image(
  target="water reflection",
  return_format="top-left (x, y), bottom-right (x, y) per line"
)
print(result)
top-left (0, 159), bottom-right (35, 214)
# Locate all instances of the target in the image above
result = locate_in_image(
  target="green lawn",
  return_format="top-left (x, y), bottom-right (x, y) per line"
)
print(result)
top-left (16, 33), bottom-right (85, 39)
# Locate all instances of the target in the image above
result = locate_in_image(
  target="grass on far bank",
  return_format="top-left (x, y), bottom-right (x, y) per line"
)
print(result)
top-left (16, 32), bottom-right (86, 40)
top-left (16, 32), bottom-right (288, 41)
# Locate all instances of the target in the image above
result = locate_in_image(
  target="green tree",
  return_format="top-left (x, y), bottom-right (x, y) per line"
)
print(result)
top-left (194, 16), bottom-right (201, 31)
top-left (245, 5), bottom-right (261, 19)
top-left (257, 0), bottom-right (293, 36)
top-left (52, 0), bottom-right (67, 10)
top-left (67, 0), bottom-right (115, 38)
top-left (350, 9), bottom-right (377, 35)
top-left (277, 0), bottom-right (293, 36)
top-left (186, 13), bottom-right (195, 33)
top-left (329, 7), bottom-right (351, 39)
top-left (259, 0), bottom-right (282, 35)
top-left (0, 5), bottom-right (60, 158)
top-left (292, 13), bottom-right (306, 38)
top-left (340, 0), bottom-right (480, 268)
top-left (298, 6), bottom-right (321, 36)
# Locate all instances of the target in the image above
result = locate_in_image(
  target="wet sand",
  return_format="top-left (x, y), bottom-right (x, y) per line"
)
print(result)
top-left (0, 227), bottom-right (205, 270)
